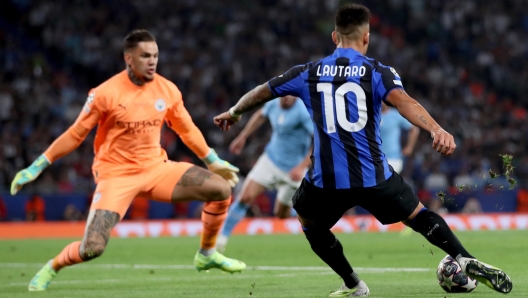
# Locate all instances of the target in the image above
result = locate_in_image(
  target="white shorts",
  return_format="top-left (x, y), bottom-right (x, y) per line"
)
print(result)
top-left (387, 158), bottom-right (403, 174)
top-left (246, 154), bottom-right (304, 207)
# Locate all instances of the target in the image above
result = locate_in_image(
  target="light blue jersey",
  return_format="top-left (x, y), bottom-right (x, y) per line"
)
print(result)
top-left (262, 98), bottom-right (313, 172)
top-left (379, 108), bottom-right (412, 159)
top-left (219, 98), bottom-right (312, 241)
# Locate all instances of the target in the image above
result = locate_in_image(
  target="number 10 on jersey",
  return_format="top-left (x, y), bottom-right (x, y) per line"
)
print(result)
top-left (317, 82), bottom-right (368, 133)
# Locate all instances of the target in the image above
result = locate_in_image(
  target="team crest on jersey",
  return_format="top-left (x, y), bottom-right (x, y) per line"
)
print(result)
top-left (390, 67), bottom-right (400, 78)
top-left (155, 99), bottom-right (166, 112)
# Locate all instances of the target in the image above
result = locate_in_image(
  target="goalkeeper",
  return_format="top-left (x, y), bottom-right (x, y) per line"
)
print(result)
top-left (10, 29), bottom-right (245, 292)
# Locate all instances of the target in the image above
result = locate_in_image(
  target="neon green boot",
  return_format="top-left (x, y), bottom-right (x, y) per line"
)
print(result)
top-left (28, 261), bottom-right (57, 291)
top-left (194, 251), bottom-right (246, 273)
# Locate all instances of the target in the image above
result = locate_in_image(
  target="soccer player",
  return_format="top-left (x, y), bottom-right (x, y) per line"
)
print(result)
top-left (213, 4), bottom-right (512, 297)
top-left (380, 102), bottom-right (419, 174)
top-left (216, 96), bottom-right (313, 252)
top-left (10, 29), bottom-right (246, 292)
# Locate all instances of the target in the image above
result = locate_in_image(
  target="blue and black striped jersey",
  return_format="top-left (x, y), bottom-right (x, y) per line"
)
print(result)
top-left (268, 48), bottom-right (404, 189)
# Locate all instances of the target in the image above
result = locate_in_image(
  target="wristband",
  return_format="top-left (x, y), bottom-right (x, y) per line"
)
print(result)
top-left (29, 154), bottom-right (51, 173)
top-left (201, 148), bottom-right (219, 164)
top-left (229, 107), bottom-right (241, 118)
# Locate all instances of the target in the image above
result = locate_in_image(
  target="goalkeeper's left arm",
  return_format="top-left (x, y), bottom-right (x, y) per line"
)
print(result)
top-left (165, 91), bottom-right (239, 187)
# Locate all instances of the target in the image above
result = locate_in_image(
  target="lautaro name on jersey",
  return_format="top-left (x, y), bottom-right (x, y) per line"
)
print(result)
top-left (316, 65), bottom-right (367, 77)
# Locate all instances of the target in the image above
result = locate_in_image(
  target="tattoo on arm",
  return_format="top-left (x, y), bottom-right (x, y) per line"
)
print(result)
top-left (234, 84), bottom-right (274, 114)
top-left (177, 166), bottom-right (213, 187)
top-left (417, 115), bottom-right (428, 125)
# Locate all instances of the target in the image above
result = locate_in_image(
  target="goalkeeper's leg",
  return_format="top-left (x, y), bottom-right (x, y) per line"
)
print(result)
top-left (29, 175), bottom-right (142, 291)
top-left (29, 209), bottom-right (121, 291)
top-left (151, 164), bottom-right (246, 273)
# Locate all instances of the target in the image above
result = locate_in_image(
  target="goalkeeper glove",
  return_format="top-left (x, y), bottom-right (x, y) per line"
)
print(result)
top-left (10, 154), bottom-right (51, 195)
top-left (201, 148), bottom-right (239, 187)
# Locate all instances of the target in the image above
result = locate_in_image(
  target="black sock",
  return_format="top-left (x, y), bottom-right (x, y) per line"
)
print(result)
top-left (411, 209), bottom-right (474, 259)
top-left (303, 228), bottom-right (360, 288)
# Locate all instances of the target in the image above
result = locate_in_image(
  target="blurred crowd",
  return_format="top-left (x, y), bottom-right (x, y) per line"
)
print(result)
top-left (1, 0), bottom-right (528, 211)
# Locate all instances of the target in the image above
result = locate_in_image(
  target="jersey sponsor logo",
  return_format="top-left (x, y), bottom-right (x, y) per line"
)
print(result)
top-left (116, 119), bottom-right (162, 134)
top-left (155, 99), bottom-right (166, 112)
top-left (316, 65), bottom-right (366, 77)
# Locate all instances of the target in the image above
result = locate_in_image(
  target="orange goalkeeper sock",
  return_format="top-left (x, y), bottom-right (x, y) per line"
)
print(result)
top-left (200, 199), bottom-right (230, 250)
top-left (51, 241), bottom-right (83, 271)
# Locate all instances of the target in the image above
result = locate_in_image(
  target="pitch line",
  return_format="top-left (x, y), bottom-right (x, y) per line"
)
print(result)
top-left (0, 263), bottom-right (432, 288)
top-left (2, 274), bottom-right (264, 287)
top-left (0, 262), bottom-right (431, 273)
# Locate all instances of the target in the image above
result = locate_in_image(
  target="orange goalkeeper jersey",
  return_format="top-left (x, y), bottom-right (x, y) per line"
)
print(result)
top-left (74, 70), bottom-right (209, 180)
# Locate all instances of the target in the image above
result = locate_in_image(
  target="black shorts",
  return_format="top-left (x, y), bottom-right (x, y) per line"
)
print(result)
top-left (292, 172), bottom-right (419, 229)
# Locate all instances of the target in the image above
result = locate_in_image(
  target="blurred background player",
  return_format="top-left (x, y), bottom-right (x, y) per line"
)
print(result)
top-left (213, 4), bottom-right (512, 297)
top-left (10, 29), bottom-right (245, 291)
top-left (380, 102), bottom-right (419, 174)
top-left (216, 96), bottom-right (313, 252)
top-left (380, 101), bottom-right (420, 237)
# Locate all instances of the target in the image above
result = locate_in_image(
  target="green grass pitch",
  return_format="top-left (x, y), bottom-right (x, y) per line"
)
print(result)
top-left (0, 230), bottom-right (525, 297)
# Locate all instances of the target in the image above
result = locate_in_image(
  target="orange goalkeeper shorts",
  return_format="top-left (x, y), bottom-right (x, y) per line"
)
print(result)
top-left (90, 160), bottom-right (194, 218)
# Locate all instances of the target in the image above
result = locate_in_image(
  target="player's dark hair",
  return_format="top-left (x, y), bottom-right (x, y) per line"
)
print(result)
top-left (335, 4), bottom-right (371, 37)
top-left (123, 29), bottom-right (156, 52)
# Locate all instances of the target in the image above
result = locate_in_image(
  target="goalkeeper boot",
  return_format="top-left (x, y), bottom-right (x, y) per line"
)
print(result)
top-left (329, 281), bottom-right (370, 297)
top-left (457, 256), bottom-right (512, 294)
top-left (28, 261), bottom-right (57, 291)
top-left (194, 250), bottom-right (246, 273)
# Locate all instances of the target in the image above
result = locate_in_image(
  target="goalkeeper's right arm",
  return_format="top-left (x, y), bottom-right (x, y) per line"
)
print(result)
top-left (10, 115), bottom-right (94, 195)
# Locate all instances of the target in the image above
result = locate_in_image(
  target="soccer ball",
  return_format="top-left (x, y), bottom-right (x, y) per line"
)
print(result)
top-left (436, 255), bottom-right (478, 293)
